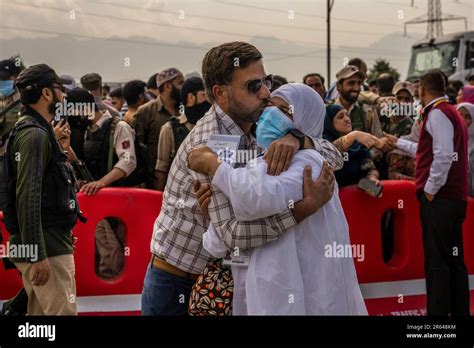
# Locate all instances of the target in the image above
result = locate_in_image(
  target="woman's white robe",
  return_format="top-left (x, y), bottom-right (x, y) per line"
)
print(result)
top-left (203, 149), bottom-right (368, 315)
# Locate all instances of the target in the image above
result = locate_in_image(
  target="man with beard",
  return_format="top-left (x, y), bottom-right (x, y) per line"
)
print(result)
top-left (334, 65), bottom-right (393, 153)
top-left (134, 68), bottom-right (184, 188)
top-left (386, 70), bottom-right (470, 315)
top-left (155, 77), bottom-right (211, 190)
top-left (142, 41), bottom-right (343, 316)
top-left (5, 64), bottom-right (79, 315)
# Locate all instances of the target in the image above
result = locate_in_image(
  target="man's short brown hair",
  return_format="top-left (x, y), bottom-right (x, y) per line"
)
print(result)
top-left (201, 41), bottom-right (263, 102)
top-left (420, 69), bottom-right (446, 96)
top-left (80, 73), bottom-right (102, 91)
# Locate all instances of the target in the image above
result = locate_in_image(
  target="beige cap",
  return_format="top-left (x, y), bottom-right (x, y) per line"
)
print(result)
top-left (392, 81), bottom-right (415, 97)
top-left (336, 65), bottom-right (366, 81)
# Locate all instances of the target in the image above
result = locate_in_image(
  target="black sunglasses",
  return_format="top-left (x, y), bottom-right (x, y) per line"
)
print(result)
top-left (225, 74), bottom-right (273, 95)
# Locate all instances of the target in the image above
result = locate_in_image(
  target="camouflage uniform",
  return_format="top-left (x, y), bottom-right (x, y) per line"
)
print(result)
top-left (383, 116), bottom-right (413, 138)
top-left (387, 152), bottom-right (415, 181)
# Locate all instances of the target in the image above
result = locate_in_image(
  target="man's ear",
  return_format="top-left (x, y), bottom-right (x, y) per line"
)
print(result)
top-left (212, 85), bottom-right (227, 104)
top-left (419, 85), bottom-right (425, 99)
top-left (336, 81), bottom-right (342, 93)
top-left (164, 81), bottom-right (172, 93)
top-left (41, 86), bottom-right (53, 102)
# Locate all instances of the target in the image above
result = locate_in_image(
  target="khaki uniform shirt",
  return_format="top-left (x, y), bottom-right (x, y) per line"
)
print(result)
top-left (134, 96), bottom-right (177, 175)
top-left (155, 114), bottom-right (194, 173)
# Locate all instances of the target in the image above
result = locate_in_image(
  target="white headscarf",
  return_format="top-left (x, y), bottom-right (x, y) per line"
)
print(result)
top-left (456, 103), bottom-right (474, 155)
top-left (271, 83), bottom-right (326, 139)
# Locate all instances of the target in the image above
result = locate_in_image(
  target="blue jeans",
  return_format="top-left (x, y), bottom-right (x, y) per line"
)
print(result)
top-left (141, 262), bottom-right (196, 316)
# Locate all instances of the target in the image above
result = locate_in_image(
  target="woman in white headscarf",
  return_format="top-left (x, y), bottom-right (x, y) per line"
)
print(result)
top-left (456, 102), bottom-right (474, 197)
top-left (188, 83), bottom-right (367, 315)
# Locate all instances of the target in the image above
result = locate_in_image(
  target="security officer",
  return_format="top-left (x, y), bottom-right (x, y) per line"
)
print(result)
top-left (66, 87), bottom-right (137, 279)
top-left (5, 64), bottom-right (79, 315)
top-left (66, 88), bottom-right (138, 193)
top-left (382, 81), bottom-right (415, 138)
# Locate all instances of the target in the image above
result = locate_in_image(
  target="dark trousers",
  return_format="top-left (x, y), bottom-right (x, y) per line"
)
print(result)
top-left (420, 195), bottom-right (470, 316)
top-left (141, 262), bottom-right (196, 316)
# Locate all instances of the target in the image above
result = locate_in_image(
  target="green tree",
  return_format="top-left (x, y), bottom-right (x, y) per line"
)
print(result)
top-left (367, 58), bottom-right (400, 82)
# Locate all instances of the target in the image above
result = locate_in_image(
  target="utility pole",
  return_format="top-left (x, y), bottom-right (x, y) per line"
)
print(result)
top-left (327, 0), bottom-right (335, 87)
top-left (404, 0), bottom-right (467, 38)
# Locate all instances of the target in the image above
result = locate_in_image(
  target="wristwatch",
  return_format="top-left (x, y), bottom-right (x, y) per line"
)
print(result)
top-left (289, 129), bottom-right (305, 150)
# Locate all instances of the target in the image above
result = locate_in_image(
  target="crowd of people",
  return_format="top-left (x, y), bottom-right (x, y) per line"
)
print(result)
top-left (0, 40), bottom-right (473, 316)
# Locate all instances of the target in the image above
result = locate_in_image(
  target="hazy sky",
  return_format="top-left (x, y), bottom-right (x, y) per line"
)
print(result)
top-left (1, 0), bottom-right (473, 83)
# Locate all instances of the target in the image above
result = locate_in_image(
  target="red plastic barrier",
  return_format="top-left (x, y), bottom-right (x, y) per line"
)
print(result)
top-left (339, 180), bottom-right (474, 284)
top-left (73, 188), bottom-right (162, 296)
top-left (1, 183), bottom-right (473, 315)
top-left (0, 188), bottom-right (162, 301)
top-left (0, 218), bottom-right (23, 300)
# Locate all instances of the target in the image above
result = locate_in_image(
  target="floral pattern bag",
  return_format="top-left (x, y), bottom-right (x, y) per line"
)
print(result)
top-left (188, 259), bottom-right (233, 316)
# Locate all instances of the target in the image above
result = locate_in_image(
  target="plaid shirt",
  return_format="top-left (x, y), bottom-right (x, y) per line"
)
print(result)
top-left (150, 104), bottom-right (343, 274)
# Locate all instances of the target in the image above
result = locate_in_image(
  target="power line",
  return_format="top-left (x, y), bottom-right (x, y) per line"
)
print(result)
top-left (404, 0), bottom-right (468, 38)
top-left (214, 0), bottom-right (326, 19)
top-left (376, 0), bottom-right (426, 10)
top-left (91, 0), bottom-right (386, 37)
top-left (3, 2), bottom-right (412, 56)
top-left (266, 48), bottom-right (409, 63)
top-left (5, 1), bottom-right (410, 57)
top-left (0, 25), bottom-right (220, 53)
top-left (214, 0), bottom-right (404, 28)
top-left (5, 1), bottom-right (334, 49)
top-left (1, 23), bottom-right (410, 67)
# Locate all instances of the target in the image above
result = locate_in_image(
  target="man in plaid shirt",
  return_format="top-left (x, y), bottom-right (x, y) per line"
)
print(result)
top-left (142, 42), bottom-right (343, 315)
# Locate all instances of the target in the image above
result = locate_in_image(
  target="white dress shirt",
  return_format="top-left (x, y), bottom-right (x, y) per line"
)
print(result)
top-left (396, 96), bottom-right (454, 195)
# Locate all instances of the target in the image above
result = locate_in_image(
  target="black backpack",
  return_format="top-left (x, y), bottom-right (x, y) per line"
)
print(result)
top-left (169, 116), bottom-right (190, 156)
top-left (0, 118), bottom-right (50, 216)
top-left (124, 119), bottom-right (155, 185)
top-left (0, 117), bottom-right (44, 270)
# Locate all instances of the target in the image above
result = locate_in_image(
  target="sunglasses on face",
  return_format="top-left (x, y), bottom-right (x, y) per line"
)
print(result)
top-left (229, 74), bottom-right (273, 95)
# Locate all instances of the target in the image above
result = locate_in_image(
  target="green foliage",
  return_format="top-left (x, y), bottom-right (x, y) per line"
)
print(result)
top-left (367, 58), bottom-right (400, 82)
